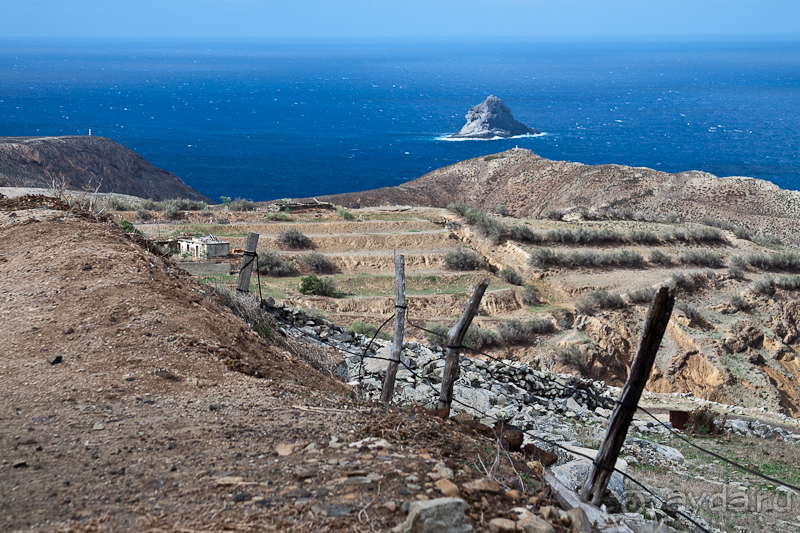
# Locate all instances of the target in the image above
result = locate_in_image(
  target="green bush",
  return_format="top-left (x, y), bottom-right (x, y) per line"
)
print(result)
top-left (446, 203), bottom-right (508, 241)
top-left (627, 287), bottom-right (655, 304)
top-left (648, 249), bottom-right (672, 265)
top-left (776, 275), bottom-right (800, 290)
top-left (509, 224), bottom-right (542, 243)
top-left (629, 229), bottom-right (660, 244)
top-left (303, 252), bottom-right (337, 274)
top-left (729, 295), bottom-right (749, 311)
top-left (108, 197), bottom-right (135, 211)
top-left (675, 301), bottom-right (703, 323)
top-left (463, 327), bottom-right (499, 350)
top-left (119, 220), bottom-right (143, 236)
top-left (257, 250), bottom-right (298, 277)
top-left (733, 227), bottom-right (751, 240)
top-left (753, 235), bottom-right (782, 246)
top-left (497, 318), bottom-right (555, 343)
top-left (677, 250), bottom-right (725, 268)
top-left (545, 227), bottom-right (625, 245)
top-left (575, 290), bottom-right (625, 315)
top-left (700, 217), bottom-right (736, 232)
top-left (267, 213), bottom-right (292, 222)
top-left (276, 227), bottom-right (313, 249)
top-left (750, 276), bottom-right (776, 296)
top-left (542, 208), bottom-right (566, 221)
top-left (530, 247), bottom-right (644, 269)
top-left (499, 268), bottom-right (524, 286)
top-left (728, 265), bottom-right (746, 280)
top-left (612, 249), bottom-right (645, 267)
top-left (136, 208), bottom-right (152, 221)
top-left (299, 275), bottom-right (337, 296)
top-left (349, 320), bottom-right (391, 341)
top-left (556, 345), bottom-right (590, 370)
top-left (229, 198), bottom-right (257, 211)
top-left (337, 207), bottom-right (355, 221)
top-left (444, 248), bottom-right (482, 271)
top-left (529, 247), bottom-right (558, 267)
top-left (521, 285), bottom-right (540, 305)
top-left (423, 322), bottom-right (449, 347)
top-left (669, 271), bottom-right (707, 293)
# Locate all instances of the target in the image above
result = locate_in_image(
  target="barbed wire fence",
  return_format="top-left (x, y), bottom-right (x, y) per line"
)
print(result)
top-left (233, 252), bottom-right (800, 533)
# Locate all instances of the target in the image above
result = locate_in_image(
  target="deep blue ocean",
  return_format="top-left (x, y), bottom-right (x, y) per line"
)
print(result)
top-left (1, 39), bottom-right (799, 202)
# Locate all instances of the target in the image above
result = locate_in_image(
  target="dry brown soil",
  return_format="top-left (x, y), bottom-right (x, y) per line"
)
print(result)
top-left (1, 197), bottom-right (563, 533)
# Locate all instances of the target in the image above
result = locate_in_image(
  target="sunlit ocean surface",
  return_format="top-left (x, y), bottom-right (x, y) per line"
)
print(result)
top-left (1, 39), bottom-right (798, 201)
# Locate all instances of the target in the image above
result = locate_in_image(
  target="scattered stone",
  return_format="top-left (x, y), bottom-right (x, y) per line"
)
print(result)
top-left (435, 478), bottom-right (460, 498)
top-left (208, 403), bottom-right (222, 412)
top-left (428, 461), bottom-right (454, 480)
top-left (295, 468), bottom-right (316, 481)
top-left (312, 504), bottom-right (352, 517)
top-left (12, 461), bottom-right (28, 469)
top-left (214, 476), bottom-right (245, 486)
top-left (488, 517), bottom-right (517, 532)
top-left (92, 422), bottom-right (105, 431)
top-left (275, 443), bottom-right (298, 457)
top-left (391, 497), bottom-right (472, 533)
top-left (46, 354), bottom-right (63, 365)
top-left (463, 477), bottom-right (500, 494)
top-left (565, 508), bottom-right (591, 533)
top-left (512, 507), bottom-right (555, 533)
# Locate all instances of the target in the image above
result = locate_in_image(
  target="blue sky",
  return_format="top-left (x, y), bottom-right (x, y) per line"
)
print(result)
top-left (0, 0), bottom-right (798, 39)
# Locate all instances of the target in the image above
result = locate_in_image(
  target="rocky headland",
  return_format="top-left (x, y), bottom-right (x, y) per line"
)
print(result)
top-left (308, 148), bottom-right (800, 244)
top-left (450, 95), bottom-right (540, 139)
top-left (0, 135), bottom-right (211, 202)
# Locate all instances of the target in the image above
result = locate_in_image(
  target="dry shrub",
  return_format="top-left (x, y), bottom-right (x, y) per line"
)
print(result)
top-left (276, 227), bottom-right (313, 249)
top-left (686, 405), bottom-right (727, 436)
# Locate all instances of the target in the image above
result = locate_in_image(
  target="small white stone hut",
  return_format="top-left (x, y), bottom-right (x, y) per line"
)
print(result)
top-left (179, 234), bottom-right (230, 258)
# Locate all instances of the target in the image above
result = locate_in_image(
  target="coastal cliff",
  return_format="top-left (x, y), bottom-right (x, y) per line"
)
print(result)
top-left (0, 136), bottom-right (211, 202)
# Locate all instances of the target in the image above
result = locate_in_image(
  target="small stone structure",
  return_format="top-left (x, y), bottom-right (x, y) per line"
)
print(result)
top-left (179, 234), bottom-right (230, 258)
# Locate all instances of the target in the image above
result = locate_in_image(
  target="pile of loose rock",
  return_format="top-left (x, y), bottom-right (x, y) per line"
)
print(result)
top-left (264, 300), bottom-right (800, 533)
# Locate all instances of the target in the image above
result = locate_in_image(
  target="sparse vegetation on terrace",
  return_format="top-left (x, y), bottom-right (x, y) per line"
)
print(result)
top-left (444, 247), bottom-right (483, 271)
top-left (349, 320), bottom-right (391, 341)
top-left (529, 247), bottom-right (644, 269)
top-left (276, 227), bottom-right (313, 249)
top-left (676, 250), bottom-right (725, 268)
top-left (257, 250), bottom-right (298, 277)
top-left (299, 275), bottom-right (337, 297)
top-left (742, 251), bottom-right (800, 272)
top-left (447, 202), bottom-right (508, 241)
top-left (499, 268), bottom-right (524, 286)
top-left (303, 252), bottom-right (337, 274)
top-left (575, 290), bottom-right (625, 315)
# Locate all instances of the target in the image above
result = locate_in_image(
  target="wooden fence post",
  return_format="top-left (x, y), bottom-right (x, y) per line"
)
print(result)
top-left (236, 232), bottom-right (259, 294)
top-left (580, 286), bottom-right (674, 506)
top-left (436, 278), bottom-right (489, 417)
top-left (380, 255), bottom-right (406, 403)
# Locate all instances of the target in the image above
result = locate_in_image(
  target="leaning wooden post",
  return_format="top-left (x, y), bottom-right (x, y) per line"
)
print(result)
top-left (437, 278), bottom-right (490, 416)
top-left (580, 286), bottom-right (674, 506)
top-left (380, 255), bottom-right (406, 403)
top-left (236, 232), bottom-right (260, 293)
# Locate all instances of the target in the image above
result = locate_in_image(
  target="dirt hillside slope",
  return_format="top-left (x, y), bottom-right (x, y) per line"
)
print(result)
top-left (0, 197), bottom-right (566, 533)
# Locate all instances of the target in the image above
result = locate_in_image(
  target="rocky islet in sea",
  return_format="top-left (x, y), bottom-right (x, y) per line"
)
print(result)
top-left (450, 95), bottom-right (540, 139)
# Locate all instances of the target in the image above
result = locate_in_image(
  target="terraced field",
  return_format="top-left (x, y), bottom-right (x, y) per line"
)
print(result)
top-left (129, 203), bottom-right (800, 418)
